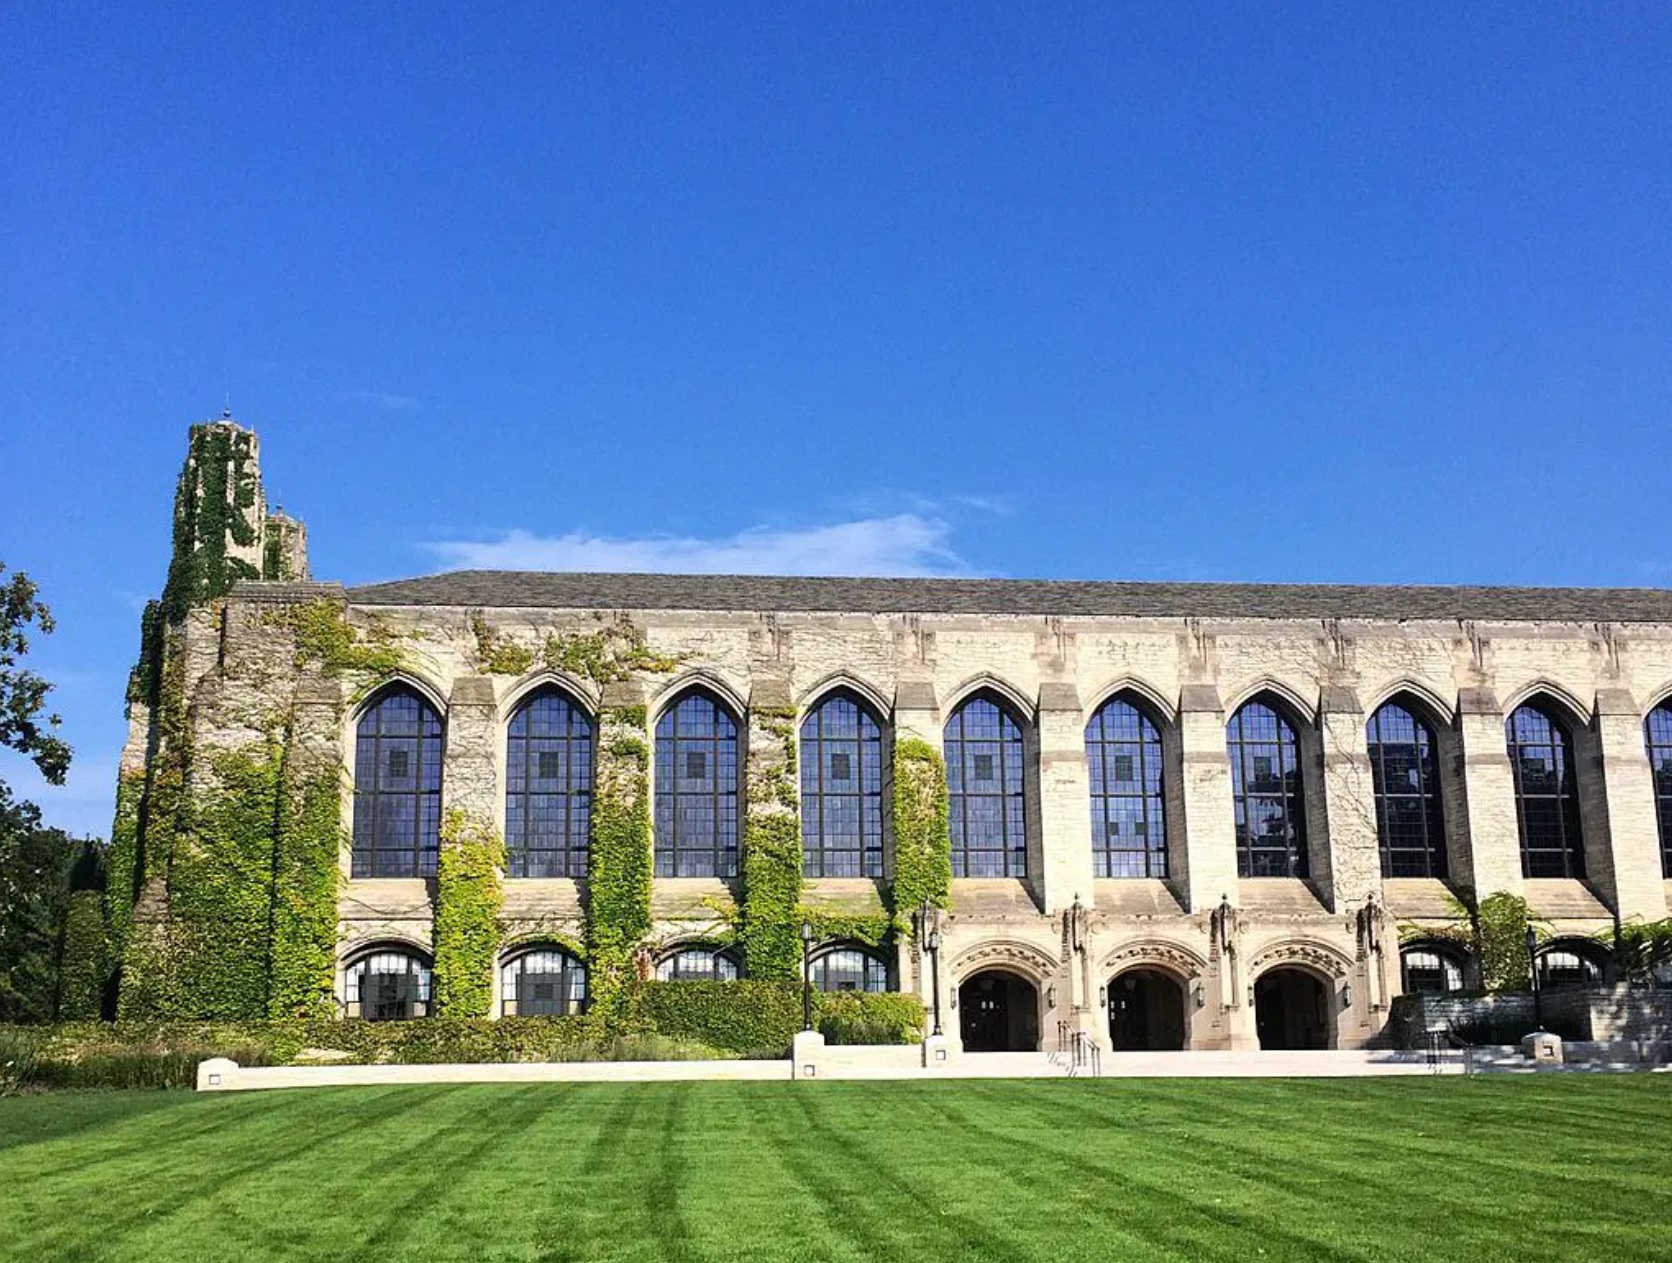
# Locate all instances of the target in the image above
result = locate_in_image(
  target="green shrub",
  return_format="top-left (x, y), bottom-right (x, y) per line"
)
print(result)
top-left (816, 992), bottom-right (925, 1046)
top-left (0, 1028), bottom-right (42, 1096)
top-left (631, 980), bottom-right (805, 1057)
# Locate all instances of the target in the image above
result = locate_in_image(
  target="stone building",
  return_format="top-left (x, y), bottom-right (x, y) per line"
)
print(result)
top-left (109, 420), bottom-right (1672, 1051)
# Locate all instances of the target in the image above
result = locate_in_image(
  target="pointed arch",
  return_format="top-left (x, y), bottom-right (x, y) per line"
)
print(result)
top-left (796, 670), bottom-right (893, 720)
top-left (650, 669), bottom-right (747, 725)
top-left (1085, 688), bottom-right (1170, 879)
top-left (948, 938), bottom-right (1058, 985)
top-left (1500, 679), bottom-right (1592, 726)
top-left (1226, 691), bottom-right (1309, 879)
top-left (1506, 692), bottom-right (1587, 878)
top-left (1362, 679), bottom-right (1455, 727)
top-left (800, 688), bottom-right (886, 878)
top-left (1221, 678), bottom-right (1317, 727)
top-left (499, 670), bottom-right (599, 721)
top-left (943, 673), bottom-right (1036, 723)
top-left (1366, 693), bottom-right (1448, 878)
top-left (349, 670), bottom-right (449, 723)
top-left (945, 688), bottom-right (1030, 878)
top-left (1084, 676), bottom-right (1177, 724)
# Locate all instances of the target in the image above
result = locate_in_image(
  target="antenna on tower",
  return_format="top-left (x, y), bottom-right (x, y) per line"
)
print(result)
top-left (223, 389), bottom-right (232, 420)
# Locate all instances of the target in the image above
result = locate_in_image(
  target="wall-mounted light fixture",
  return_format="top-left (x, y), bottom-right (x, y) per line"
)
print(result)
top-left (1045, 984), bottom-right (1057, 1010)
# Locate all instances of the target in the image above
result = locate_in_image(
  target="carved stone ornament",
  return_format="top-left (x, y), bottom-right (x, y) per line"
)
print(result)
top-left (948, 938), bottom-right (1059, 984)
top-left (1099, 939), bottom-right (1208, 982)
top-left (1247, 939), bottom-right (1354, 980)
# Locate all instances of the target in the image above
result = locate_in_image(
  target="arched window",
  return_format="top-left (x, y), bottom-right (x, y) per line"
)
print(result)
top-left (1506, 703), bottom-right (1585, 878)
top-left (809, 946), bottom-right (890, 993)
top-left (345, 948), bottom-right (431, 1020)
top-left (945, 693), bottom-right (1028, 878)
top-left (352, 687), bottom-right (444, 878)
top-left (1227, 698), bottom-right (1308, 878)
top-left (1400, 944), bottom-right (1466, 995)
top-left (1367, 700), bottom-right (1447, 878)
top-left (505, 689), bottom-right (594, 878)
top-left (654, 690), bottom-right (740, 878)
top-left (1646, 703), bottom-right (1672, 876)
top-left (1535, 943), bottom-right (1604, 989)
top-left (800, 691), bottom-right (885, 878)
top-left (654, 946), bottom-right (741, 981)
top-left (1085, 695), bottom-right (1167, 878)
top-left (501, 948), bottom-right (587, 1016)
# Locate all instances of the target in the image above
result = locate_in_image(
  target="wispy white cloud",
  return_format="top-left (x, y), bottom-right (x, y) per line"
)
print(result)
top-left (427, 513), bottom-right (969, 577)
top-left (0, 748), bottom-right (119, 838)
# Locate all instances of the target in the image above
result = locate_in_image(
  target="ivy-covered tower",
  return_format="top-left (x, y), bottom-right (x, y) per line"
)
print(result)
top-left (109, 416), bottom-right (338, 1019)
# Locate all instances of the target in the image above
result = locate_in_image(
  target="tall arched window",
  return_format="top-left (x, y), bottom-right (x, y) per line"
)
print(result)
top-left (800, 691), bottom-right (885, 878)
top-left (345, 947), bottom-right (431, 1020)
top-left (1367, 700), bottom-right (1447, 878)
top-left (1399, 943), bottom-right (1467, 995)
top-left (1646, 703), bottom-right (1672, 876)
top-left (352, 687), bottom-right (444, 878)
top-left (1085, 695), bottom-right (1167, 878)
top-left (501, 947), bottom-right (587, 1015)
top-left (1507, 702), bottom-right (1585, 878)
top-left (945, 693), bottom-right (1028, 878)
top-left (505, 689), bottom-right (594, 878)
top-left (1227, 698), bottom-right (1308, 878)
top-left (654, 690), bottom-right (740, 878)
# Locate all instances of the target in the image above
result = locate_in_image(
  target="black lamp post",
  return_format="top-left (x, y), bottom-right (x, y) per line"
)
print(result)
top-left (926, 921), bottom-right (943, 1038)
top-left (800, 920), bottom-right (815, 1032)
top-left (1526, 924), bottom-right (1544, 1032)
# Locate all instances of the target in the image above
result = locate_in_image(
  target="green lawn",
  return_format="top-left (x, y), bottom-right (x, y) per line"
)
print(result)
top-left (2, 1077), bottom-right (1669, 1262)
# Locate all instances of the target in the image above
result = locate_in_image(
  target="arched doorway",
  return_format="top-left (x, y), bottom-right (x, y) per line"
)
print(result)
top-left (958, 970), bottom-right (1040, 1052)
top-left (1254, 967), bottom-right (1331, 1050)
top-left (1106, 968), bottom-right (1187, 1051)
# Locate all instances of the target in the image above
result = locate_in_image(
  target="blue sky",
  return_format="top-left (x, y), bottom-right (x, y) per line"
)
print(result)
top-left (4, 4), bottom-right (1671, 836)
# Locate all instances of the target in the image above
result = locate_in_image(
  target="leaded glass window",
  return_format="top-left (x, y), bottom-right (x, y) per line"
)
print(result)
top-left (654, 691), bottom-right (740, 878)
top-left (800, 692), bottom-right (885, 878)
top-left (345, 949), bottom-right (431, 1020)
top-left (1400, 946), bottom-right (1465, 994)
top-left (1227, 699), bottom-right (1308, 878)
top-left (945, 694), bottom-right (1028, 878)
top-left (654, 947), bottom-right (741, 981)
top-left (1507, 703), bottom-right (1585, 878)
top-left (501, 948), bottom-right (587, 1015)
top-left (809, 947), bottom-right (890, 993)
top-left (352, 688), bottom-right (444, 878)
top-left (1647, 704), bottom-right (1672, 876)
top-left (506, 689), bottom-right (594, 878)
top-left (1367, 701), bottom-right (1447, 878)
top-left (1535, 946), bottom-right (1602, 989)
top-left (1085, 696), bottom-right (1167, 878)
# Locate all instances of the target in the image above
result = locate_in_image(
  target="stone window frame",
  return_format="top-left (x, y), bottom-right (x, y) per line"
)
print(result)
top-left (652, 686), bottom-right (744, 880)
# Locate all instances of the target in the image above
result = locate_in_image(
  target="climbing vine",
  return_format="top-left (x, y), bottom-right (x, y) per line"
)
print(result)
top-left (268, 600), bottom-right (405, 678)
top-left (468, 611), bottom-right (681, 682)
top-left (741, 707), bottom-right (803, 980)
top-left (158, 423), bottom-right (262, 623)
top-left (586, 708), bottom-right (654, 1013)
top-left (266, 733), bottom-right (343, 1019)
top-left (889, 737), bottom-right (952, 930)
top-left (56, 890), bottom-right (110, 1020)
top-left (433, 810), bottom-right (506, 1018)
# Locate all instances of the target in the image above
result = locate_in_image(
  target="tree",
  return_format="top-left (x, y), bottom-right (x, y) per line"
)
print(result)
top-left (0, 564), bottom-right (71, 785)
top-left (0, 782), bottom-right (86, 1021)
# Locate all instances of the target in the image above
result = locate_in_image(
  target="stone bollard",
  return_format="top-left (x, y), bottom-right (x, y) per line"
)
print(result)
top-left (1521, 1031), bottom-right (1564, 1065)
top-left (922, 1033), bottom-right (957, 1070)
top-left (196, 1057), bottom-right (240, 1091)
top-left (791, 1030), bottom-right (825, 1080)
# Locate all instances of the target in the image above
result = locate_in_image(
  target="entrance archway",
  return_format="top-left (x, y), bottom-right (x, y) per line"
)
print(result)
top-left (1106, 968), bottom-right (1187, 1051)
top-left (958, 970), bottom-right (1040, 1052)
top-left (1254, 967), bottom-right (1331, 1049)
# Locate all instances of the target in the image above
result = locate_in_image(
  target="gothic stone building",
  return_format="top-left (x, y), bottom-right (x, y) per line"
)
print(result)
top-left (111, 421), bottom-right (1672, 1052)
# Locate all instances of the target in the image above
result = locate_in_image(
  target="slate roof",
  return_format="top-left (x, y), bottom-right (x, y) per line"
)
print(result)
top-left (343, 570), bottom-right (1672, 623)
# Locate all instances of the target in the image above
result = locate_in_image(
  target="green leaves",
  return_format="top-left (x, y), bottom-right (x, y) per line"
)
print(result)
top-left (0, 564), bottom-right (71, 785)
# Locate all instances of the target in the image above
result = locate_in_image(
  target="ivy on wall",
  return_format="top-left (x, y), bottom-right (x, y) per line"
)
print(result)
top-left (469, 612), bottom-right (681, 683)
top-left (55, 890), bottom-right (111, 1020)
top-left (266, 733), bottom-right (343, 1019)
top-left (888, 736), bottom-right (952, 928)
top-left (586, 708), bottom-right (654, 1013)
top-left (270, 600), bottom-right (405, 678)
top-left (741, 707), bottom-right (803, 980)
top-left (1474, 891), bottom-right (1536, 992)
top-left (433, 810), bottom-right (506, 1018)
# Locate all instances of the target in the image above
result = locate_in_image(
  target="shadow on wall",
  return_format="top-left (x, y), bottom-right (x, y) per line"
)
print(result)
top-left (1388, 987), bottom-right (1672, 1048)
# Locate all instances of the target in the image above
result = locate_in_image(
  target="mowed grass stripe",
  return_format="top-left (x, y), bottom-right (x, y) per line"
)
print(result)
top-left (3, 1078), bottom-right (1670, 1263)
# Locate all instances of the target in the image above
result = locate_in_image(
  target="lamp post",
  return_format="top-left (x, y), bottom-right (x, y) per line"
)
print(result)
top-left (1526, 925), bottom-right (1544, 1033)
top-left (800, 920), bottom-right (815, 1032)
top-left (926, 920), bottom-right (943, 1038)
